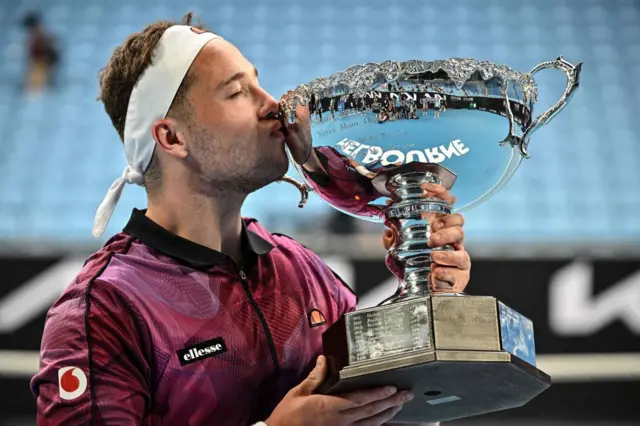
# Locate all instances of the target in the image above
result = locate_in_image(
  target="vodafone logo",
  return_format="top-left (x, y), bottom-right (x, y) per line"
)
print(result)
top-left (58, 367), bottom-right (88, 400)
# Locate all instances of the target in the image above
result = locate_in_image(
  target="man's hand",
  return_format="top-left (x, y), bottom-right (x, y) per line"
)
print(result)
top-left (266, 356), bottom-right (413, 426)
top-left (382, 182), bottom-right (471, 294)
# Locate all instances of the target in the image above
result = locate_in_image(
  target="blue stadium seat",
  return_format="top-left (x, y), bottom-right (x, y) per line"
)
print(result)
top-left (0, 0), bottom-right (638, 245)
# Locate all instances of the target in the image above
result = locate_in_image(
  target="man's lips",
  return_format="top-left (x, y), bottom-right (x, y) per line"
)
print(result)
top-left (270, 121), bottom-right (286, 139)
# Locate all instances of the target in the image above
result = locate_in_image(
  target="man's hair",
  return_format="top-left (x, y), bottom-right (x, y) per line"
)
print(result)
top-left (97, 12), bottom-right (207, 190)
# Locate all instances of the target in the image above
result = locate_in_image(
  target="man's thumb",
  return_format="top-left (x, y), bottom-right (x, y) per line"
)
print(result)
top-left (297, 355), bottom-right (327, 396)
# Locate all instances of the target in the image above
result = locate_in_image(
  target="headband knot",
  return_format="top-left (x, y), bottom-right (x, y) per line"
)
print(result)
top-left (92, 25), bottom-right (221, 238)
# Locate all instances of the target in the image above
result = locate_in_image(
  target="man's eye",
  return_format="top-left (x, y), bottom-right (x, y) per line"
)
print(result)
top-left (230, 91), bottom-right (243, 98)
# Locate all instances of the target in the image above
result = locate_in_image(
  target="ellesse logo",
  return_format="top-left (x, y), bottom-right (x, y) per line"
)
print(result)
top-left (308, 308), bottom-right (327, 328)
top-left (58, 367), bottom-right (88, 401)
top-left (177, 337), bottom-right (227, 366)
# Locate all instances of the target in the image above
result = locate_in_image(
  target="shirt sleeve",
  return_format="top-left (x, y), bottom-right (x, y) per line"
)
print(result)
top-left (30, 279), bottom-right (151, 425)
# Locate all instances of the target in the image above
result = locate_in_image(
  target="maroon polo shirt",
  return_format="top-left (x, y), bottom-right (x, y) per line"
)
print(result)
top-left (31, 209), bottom-right (357, 425)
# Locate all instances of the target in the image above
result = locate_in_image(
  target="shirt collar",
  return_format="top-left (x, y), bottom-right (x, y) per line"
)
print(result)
top-left (123, 208), bottom-right (274, 268)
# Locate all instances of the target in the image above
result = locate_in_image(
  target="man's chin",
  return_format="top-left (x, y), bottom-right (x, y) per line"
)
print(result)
top-left (271, 157), bottom-right (291, 185)
top-left (246, 155), bottom-right (290, 193)
top-left (272, 150), bottom-right (291, 178)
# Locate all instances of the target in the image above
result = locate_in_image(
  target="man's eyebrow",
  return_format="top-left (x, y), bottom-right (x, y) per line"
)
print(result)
top-left (217, 67), bottom-right (259, 90)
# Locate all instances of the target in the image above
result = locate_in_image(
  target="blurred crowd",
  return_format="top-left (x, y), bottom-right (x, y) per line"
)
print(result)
top-left (22, 11), bottom-right (60, 95)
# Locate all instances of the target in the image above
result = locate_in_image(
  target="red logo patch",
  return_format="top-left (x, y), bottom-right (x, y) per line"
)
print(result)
top-left (58, 367), bottom-right (87, 401)
top-left (308, 308), bottom-right (327, 328)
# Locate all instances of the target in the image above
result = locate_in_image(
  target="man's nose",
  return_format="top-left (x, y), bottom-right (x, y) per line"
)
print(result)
top-left (258, 90), bottom-right (280, 120)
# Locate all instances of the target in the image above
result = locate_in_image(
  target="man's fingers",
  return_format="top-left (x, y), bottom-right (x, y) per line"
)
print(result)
top-left (429, 226), bottom-right (464, 247)
top-left (430, 267), bottom-right (457, 293)
top-left (431, 266), bottom-right (470, 293)
top-left (452, 241), bottom-right (465, 251)
top-left (420, 183), bottom-right (456, 205)
top-left (420, 182), bottom-right (448, 195)
top-left (431, 213), bottom-right (465, 233)
top-left (335, 386), bottom-right (399, 411)
top-left (341, 390), bottom-right (413, 422)
top-left (295, 355), bottom-right (328, 396)
top-left (431, 250), bottom-right (471, 270)
top-left (352, 405), bottom-right (404, 426)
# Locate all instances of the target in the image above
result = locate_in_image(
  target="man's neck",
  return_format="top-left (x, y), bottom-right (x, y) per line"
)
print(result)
top-left (145, 187), bottom-right (246, 265)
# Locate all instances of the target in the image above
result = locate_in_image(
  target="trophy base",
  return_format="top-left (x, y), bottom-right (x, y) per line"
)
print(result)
top-left (318, 349), bottom-right (550, 423)
top-left (316, 295), bottom-right (551, 423)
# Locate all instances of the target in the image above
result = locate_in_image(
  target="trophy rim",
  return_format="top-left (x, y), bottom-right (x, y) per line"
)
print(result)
top-left (289, 58), bottom-right (539, 105)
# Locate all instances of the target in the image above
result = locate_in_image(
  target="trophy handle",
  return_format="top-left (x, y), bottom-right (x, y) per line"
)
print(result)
top-left (518, 56), bottom-right (582, 157)
top-left (278, 174), bottom-right (311, 208)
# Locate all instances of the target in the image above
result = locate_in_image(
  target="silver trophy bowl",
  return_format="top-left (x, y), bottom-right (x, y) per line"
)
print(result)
top-left (281, 56), bottom-right (581, 301)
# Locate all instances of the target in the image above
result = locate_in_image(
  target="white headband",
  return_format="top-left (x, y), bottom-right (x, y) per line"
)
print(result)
top-left (92, 25), bottom-right (220, 238)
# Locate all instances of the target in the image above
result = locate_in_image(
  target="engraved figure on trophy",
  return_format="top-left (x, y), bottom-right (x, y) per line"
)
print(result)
top-left (278, 56), bottom-right (582, 423)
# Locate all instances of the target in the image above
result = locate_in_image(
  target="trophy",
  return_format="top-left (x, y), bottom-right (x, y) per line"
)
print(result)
top-left (279, 57), bottom-right (581, 423)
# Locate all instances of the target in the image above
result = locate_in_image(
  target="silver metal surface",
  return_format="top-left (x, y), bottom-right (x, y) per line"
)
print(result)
top-left (277, 174), bottom-right (310, 208)
top-left (501, 56), bottom-right (582, 157)
top-left (319, 295), bottom-right (550, 422)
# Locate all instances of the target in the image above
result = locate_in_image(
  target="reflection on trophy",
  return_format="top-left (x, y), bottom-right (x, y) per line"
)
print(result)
top-left (280, 57), bottom-right (582, 423)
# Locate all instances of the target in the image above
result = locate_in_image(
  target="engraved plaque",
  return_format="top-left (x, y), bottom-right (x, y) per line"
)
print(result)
top-left (498, 301), bottom-right (537, 367)
top-left (432, 296), bottom-right (500, 351)
top-left (346, 298), bottom-right (432, 363)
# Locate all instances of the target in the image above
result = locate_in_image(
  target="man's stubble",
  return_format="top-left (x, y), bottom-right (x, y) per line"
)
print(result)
top-left (187, 124), bottom-right (289, 197)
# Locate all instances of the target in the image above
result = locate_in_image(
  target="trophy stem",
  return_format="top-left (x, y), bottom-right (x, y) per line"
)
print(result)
top-left (381, 168), bottom-right (454, 304)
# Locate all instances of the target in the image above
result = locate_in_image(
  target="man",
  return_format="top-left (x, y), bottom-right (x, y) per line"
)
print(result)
top-left (31, 13), bottom-right (471, 426)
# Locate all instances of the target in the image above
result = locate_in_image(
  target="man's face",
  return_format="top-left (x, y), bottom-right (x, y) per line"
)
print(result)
top-left (181, 39), bottom-right (287, 194)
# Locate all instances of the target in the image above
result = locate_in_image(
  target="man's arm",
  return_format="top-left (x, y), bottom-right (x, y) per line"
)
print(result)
top-left (31, 279), bottom-right (151, 425)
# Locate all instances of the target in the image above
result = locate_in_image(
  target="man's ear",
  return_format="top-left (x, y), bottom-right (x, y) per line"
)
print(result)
top-left (152, 118), bottom-right (189, 159)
